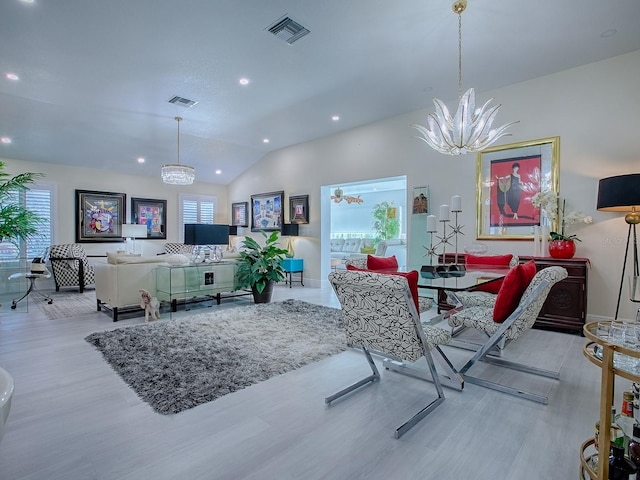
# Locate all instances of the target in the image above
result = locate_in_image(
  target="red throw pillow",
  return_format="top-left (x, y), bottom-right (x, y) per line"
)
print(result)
top-left (345, 265), bottom-right (420, 313)
top-left (466, 254), bottom-right (513, 294)
top-left (367, 255), bottom-right (398, 271)
top-left (492, 260), bottom-right (537, 323)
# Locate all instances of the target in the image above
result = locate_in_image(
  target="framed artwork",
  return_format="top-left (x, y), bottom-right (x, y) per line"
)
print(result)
top-left (131, 197), bottom-right (167, 239)
top-left (476, 136), bottom-right (560, 240)
top-left (231, 202), bottom-right (249, 227)
top-left (251, 191), bottom-right (284, 232)
top-left (289, 195), bottom-right (309, 224)
top-left (412, 186), bottom-right (429, 214)
top-left (76, 189), bottom-right (126, 242)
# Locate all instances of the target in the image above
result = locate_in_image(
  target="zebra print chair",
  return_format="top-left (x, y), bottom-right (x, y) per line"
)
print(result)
top-left (48, 244), bottom-right (95, 293)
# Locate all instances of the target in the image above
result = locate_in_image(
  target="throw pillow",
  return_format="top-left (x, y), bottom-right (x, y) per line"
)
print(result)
top-left (466, 254), bottom-right (514, 294)
top-left (493, 260), bottom-right (537, 323)
top-left (346, 265), bottom-right (420, 313)
top-left (366, 255), bottom-right (398, 271)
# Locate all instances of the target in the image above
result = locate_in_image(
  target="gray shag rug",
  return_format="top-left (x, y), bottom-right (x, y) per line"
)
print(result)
top-left (85, 299), bottom-right (345, 414)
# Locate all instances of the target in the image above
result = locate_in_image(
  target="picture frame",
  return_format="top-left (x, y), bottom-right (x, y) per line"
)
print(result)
top-left (289, 195), bottom-right (309, 224)
top-left (231, 202), bottom-right (249, 227)
top-left (76, 189), bottom-right (126, 242)
top-left (131, 197), bottom-right (167, 239)
top-left (476, 136), bottom-right (560, 240)
top-left (412, 186), bottom-right (429, 215)
top-left (251, 191), bottom-right (284, 232)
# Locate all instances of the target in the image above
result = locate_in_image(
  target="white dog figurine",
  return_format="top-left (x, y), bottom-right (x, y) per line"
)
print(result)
top-left (139, 289), bottom-right (160, 322)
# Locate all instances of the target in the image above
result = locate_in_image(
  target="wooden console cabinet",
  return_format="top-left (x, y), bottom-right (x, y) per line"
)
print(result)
top-left (437, 253), bottom-right (589, 335)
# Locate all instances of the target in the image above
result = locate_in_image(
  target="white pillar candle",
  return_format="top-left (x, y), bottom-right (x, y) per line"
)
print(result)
top-left (541, 225), bottom-right (550, 256)
top-left (451, 195), bottom-right (462, 212)
top-left (533, 226), bottom-right (541, 257)
top-left (426, 215), bottom-right (438, 232)
top-left (439, 204), bottom-right (450, 221)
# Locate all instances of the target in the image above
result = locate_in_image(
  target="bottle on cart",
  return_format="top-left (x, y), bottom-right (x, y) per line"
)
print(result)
top-left (623, 392), bottom-right (635, 418)
top-left (609, 444), bottom-right (636, 479)
top-left (613, 407), bottom-right (626, 449)
top-left (628, 425), bottom-right (640, 478)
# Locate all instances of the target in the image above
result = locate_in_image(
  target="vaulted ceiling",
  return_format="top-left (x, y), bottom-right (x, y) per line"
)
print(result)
top-left (1, 0), bottom-right (639, 184)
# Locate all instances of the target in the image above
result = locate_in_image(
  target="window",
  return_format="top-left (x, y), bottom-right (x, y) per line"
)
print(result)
top-left (178, 194), bottom-right (217, 241)
top-left (0, 183), bottom-right (55, 260)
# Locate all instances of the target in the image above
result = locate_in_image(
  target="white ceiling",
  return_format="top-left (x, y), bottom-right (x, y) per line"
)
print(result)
top-left (1, 0), bottom-right (639, 184)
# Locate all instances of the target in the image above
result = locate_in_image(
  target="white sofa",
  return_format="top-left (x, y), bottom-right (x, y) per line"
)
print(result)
top-left (330, 238), bottom-right (379, 262)
top-left (95, 254), bottom-right (170, 322)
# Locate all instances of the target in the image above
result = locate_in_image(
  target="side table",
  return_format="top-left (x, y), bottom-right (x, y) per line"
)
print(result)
top-left (281, 258), bottom-right (304, 288)
top-left (8, 272), bottom-right (53, 309)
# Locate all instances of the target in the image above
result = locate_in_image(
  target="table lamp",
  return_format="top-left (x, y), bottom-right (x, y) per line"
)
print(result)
top-left (281, 223), bottom-right (299, 257)
top-left (121, 223), bottom-right (148, 255)
top-left (596, 173), bottom-right (640, 319)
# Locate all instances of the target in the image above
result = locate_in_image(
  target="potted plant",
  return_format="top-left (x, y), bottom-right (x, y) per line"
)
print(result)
top-left (236, 231), bottom-right (288, 303)
top-left (0, 161), bottom-right (44, 246)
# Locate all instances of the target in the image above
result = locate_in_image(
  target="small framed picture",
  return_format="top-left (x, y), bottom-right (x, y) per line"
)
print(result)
top-left (231, 202), bottom-right (249, 227)
top-left (289, 195), bottom-right (309, 224)
top-left (76, 190), bottom-right (126, 242)
top-left (412, 186), bottom-right (429, 215)
top-left (131, 197), bottom-right (167, 239)
top-left (251, 191), bottom-right (284, 232)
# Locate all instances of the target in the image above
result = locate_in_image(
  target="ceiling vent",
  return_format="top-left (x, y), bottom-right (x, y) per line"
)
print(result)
top-left (267, 16), bottom-right (310, 44)
top-left (168, 96), bottom-right (198, 108)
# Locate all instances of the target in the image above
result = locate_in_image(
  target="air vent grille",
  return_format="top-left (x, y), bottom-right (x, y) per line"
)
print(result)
top-left (267, 16), bottom-right (310, 44)
top-left (168, 96), bottom-right (198, 108)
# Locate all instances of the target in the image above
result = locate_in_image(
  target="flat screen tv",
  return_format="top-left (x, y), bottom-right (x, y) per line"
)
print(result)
top-left (184, 224), bottom-right (230, 245)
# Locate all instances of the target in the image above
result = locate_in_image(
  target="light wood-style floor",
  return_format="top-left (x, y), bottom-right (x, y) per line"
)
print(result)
top-left (0, 285), bottom-right (613, 479)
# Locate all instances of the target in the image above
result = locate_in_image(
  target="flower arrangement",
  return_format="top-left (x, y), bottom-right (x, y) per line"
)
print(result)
top-left (531, 190), bottom-right (593, 242)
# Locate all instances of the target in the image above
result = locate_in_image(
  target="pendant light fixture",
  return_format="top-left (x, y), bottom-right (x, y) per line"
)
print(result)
top-left (161, 116), bottom-right (195, 185)
top-left (412, 0), bottom-right (517, 155)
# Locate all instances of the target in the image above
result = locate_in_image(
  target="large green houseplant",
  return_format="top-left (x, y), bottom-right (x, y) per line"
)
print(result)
top-left (371, 201), bottom-right (399, 245)
top-left (236, 231), bottom-right (288, 303)
top-left (0, 161), bottom-right (44, 245)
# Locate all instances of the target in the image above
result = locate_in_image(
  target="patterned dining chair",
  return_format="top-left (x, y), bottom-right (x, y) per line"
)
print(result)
top-left (446, 266), bottom-right (568, 404)
top-left (48, 244), bottom-right (96, 293)
top-left (328, 269), bottom-right (459, 438)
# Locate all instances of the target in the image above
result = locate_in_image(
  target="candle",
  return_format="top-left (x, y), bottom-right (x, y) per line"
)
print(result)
top-left (533, 226), bottom-right (541, 257)
top-left (451, 195), bottom-right (462, 212)
top-left (426, 215), bottom-right (437, 232)
top-left (439, 204), bottom-right (450, 221)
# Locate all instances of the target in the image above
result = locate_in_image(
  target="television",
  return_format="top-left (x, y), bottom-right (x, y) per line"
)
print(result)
top-left (184, 224), bottom-right (230, 246)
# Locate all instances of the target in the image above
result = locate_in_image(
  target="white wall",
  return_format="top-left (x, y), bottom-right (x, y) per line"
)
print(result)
top-left (0, 159), bottom-right (229, 257)
top-left (229, 50), bottom-right (640, 321)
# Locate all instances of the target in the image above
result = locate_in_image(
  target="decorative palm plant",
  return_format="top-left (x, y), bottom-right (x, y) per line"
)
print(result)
top-left (0, 161), bottom-right (44, 244)
top-left (372, 201), bottom-right (399, 244)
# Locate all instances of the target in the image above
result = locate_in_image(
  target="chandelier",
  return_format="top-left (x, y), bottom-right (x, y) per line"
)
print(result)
top-left (412, 0), bottom-right (517, 155)
top-left (161, 116), bottom-right (195, 185)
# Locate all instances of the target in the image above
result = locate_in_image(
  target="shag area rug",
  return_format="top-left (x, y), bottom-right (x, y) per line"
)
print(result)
top-left (85, 299), bottom-right (345, 414)
top-left (36, 290), bottom-right (98, 320)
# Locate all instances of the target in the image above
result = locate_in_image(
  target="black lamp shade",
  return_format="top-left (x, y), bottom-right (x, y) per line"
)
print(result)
top-left (281, 223), bottom-right (299, 236)
top-left (596, 173), bottom-right (640, 211)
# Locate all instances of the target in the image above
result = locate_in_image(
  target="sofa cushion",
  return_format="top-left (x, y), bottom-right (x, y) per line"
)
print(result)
top-left (493, 260), bottom-right (537, 323)
top-left (107, 253), bottom-right (169, 265)
top-left (330, 239), bottom-right (345, 252)
top-left (342, 238), bottom-right (362, 253)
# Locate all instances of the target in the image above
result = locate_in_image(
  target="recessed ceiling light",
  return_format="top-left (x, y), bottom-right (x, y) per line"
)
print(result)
top-left (215, 169), bottom-right (222, 175)
top-left (6, 73), bottom-right (19, 81)
top-left (20, 0), bottom-right (34, 3)
top-left (263, 138), bottom-right (270, 143)
top-left (1, 137), bottom-right (12, 144)
top-left (239, 78), bottom-right (250, 86)
top-left (332, 115), bottom-right (340, 121)
top-left (137, 157), bottom-right (145, 163)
